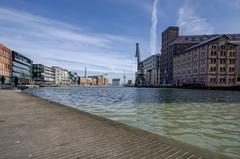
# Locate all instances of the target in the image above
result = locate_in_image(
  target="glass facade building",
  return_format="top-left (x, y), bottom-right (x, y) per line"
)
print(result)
top-left (12, 51), bottom-right (33, 84)
top-left (33, 64), bottom-right (55, 85)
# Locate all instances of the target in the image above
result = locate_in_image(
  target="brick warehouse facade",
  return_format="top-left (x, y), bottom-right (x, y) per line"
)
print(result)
top-left (173, 35), bottom-right (239, 87)
top-left (0, 44), bottom-right (12, 83)
top-left (160, 26), bottom-right (240, 86)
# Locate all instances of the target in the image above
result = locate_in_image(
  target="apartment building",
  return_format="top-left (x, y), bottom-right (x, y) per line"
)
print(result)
top-left (32, 64), bottom-right (55, 85)
top-left (52, 66), bottom-right (69, 85)
top-left (142, 54), bottom-right (161, 86)
top-left (173, 35), bottom-right (239, 87)
top-left (12, 51), bottom-right (33, 84)
top-left (0, 44), bottom-right (12, 83)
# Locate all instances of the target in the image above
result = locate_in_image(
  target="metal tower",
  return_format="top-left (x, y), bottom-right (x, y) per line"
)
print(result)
top-left (123, 69), bottom-right (126, 85)
top-left (85, 67), bottom-right (87, 78)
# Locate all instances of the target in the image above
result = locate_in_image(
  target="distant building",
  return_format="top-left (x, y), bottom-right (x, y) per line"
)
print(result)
top-left (112, 79), bottom-right (120, 86)
top-left (89, 75), bottom-right (108, 86)
top-left (142, 54), bottom-right (161, 86)
top-left (52, 66), bottom-right (69, 85)
top-left (161, 26), bottom-right (240, 85)
top-left (33, 64), bottom-right (55, 85)
top-left (235, 43), bottom-right (240, 85)
top-left (173, 35), bottom-right (240, 87)
top-left (0, 44), bottom-right (12, 83)
top-left (12, 51), bottom-right (33, 84)
top-left (79, 77), bottom-right (96, 86)
top-left (69, 71), bottom-right (78, 85)
top-left (128, 80), bottom-right (133, 86)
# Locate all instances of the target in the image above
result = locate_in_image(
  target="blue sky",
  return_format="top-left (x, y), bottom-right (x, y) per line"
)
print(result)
top-left (1, 0), bottom-right (240, 82)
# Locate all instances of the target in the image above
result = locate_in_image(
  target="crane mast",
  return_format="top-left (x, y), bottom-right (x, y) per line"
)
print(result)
top-left (135, 43), bottom-right (146, 86)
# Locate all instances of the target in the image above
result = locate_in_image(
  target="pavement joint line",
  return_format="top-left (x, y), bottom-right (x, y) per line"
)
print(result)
top-left (32, 133), bottom-right (135, 158)
top-left (128, 142), bottom-right (166, 158)
top-left (163, 150), bottom-right (184, 159)
top-left (186, 154), bottom-right (195, 159)
top-left (55, 136), bottom-right (143, 159)
top-left (1, 126), bottom-right (138, 157)
top-left (150, 146), bottom-right (174, 159)
top-left (139, 144), bottom-right (168, 159)
top-left (42, 131), bottom-right (152, 159)
top-left (175, 152), bottom-right (190, 159)
top-left (58, 135), bottom-right (152, 159)
top-left (92, 139), bottom-right (163, 156)
top-left (153, 147), bottom-right (177, 159)
top-left (117, 139), bottom-right (162, 159)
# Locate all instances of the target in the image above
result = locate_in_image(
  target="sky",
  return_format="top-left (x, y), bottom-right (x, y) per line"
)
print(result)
top-left (1, 0), bottom-right (240, 83)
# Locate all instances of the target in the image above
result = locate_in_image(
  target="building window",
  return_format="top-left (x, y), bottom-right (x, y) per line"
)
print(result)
top-left (210, 67), bottom-right (216, 72)
top-left (220, 59), bottom-right (226, 64)
top-left (210, 59), bottom-right (216, 64)
top-left (220, 67), bottom-right (226, 72)
top-left (229, 59), bottom-right (235, 64)
top-left (210, 78), bottom-right (217, 83)
top-left (229, 67), bottom-right (235, 72)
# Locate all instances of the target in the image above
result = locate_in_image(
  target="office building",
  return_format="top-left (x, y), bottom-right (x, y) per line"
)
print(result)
top-left (69, 71), bottom-right (78, 85)
top-left (0, 44), bottom-right (12, 83)
top-left (33, 64), bottom-right (55, 85)
top-left (12, 51), bottom-right (33, 84)
top-left (173, 35), bottom-right (240, 87)
top-left (142, 54), bottom-right (161, 86)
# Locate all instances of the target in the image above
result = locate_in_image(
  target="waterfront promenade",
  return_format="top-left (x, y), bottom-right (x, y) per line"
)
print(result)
top-left (0, 91), bottom-right (233, 159)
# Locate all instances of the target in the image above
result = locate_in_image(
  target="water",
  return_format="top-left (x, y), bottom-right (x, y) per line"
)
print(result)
top-left (25, 87), bottom-right (240, 158)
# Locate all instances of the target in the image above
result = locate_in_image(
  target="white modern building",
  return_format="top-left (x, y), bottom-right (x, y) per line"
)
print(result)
top-left (142, 54), bottom-right (161, 86)
top-left (52, 66), bottom-right (69, 85)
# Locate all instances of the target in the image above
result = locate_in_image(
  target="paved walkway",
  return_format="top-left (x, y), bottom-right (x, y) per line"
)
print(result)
top-left (0, 91), bottom-right (233, 159)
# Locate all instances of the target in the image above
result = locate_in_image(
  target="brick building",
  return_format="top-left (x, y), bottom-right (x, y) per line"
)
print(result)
top-left (0, 44), bottom-right (12, 83)
top-left (161, 26), bottom-right (240, 85)
top-left (173, 35), bottom-right (240, 87)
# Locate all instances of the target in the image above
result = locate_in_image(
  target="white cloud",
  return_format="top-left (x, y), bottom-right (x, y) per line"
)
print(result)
top-left (177, 0), bottom-right (215, 35)
top-left (0, 7), bottom-right (136, 80)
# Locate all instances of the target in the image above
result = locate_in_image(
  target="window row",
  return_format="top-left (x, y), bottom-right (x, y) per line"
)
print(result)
top-left (209, 78), bottom-right (235, 83)
top-left (210, 45), bottom-right (235, 50)
top-left (0, 63), bottom-right (11, 70)
top-left (0, 50), bottom-right (11, 56)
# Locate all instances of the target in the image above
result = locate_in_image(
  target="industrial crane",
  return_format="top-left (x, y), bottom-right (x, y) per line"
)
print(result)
top-left (135, 43), bottom-right (146, 86)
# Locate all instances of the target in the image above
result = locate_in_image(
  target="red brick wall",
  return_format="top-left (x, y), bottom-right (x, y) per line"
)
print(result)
top-left (0, 44), bottom-right (12, 77)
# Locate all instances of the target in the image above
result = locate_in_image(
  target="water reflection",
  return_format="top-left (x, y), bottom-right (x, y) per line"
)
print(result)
top-left (25, 87), bottom-right (240, 158)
